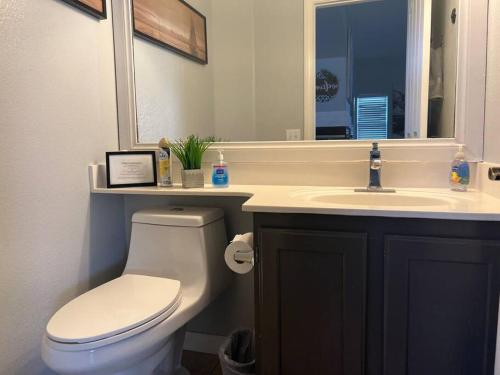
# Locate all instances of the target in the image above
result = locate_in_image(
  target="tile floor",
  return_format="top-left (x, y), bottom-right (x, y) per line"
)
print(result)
top-left (182, 350), bottom-right (222, 375)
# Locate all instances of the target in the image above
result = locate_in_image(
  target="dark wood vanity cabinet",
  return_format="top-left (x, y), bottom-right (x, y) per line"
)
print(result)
top-left (384, 236), bottom-right (500, 375)
top-left (254, 214), bottom-right (500, 375)
top-left (257, 229), bottom-right (367, 375)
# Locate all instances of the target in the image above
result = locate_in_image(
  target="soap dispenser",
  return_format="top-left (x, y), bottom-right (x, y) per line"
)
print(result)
top-left (212, 150), bottom-right (229, 188)
top-left (450, 145), bottom-right (470, 191)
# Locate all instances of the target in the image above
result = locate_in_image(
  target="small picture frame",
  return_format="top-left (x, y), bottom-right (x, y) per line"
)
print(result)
top-left (106, 151), bottom-right (157, 188)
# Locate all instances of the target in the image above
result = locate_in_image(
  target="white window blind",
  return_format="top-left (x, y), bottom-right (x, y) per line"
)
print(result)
top-left (356, 96), bottom-right (389, 140)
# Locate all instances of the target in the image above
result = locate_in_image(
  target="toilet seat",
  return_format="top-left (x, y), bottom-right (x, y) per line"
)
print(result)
top-left (46, 274), bottom-right (182, 346)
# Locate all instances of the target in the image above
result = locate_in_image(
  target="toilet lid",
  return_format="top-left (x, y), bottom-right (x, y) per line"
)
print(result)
top-left (46, 274), bottom-right (182, 344)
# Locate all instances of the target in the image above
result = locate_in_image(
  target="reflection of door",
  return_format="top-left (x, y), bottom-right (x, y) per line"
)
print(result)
top-left (304, 0), bottom-right (430, 140)
top-left (316, 59), bottom-right (349, 128)
top-left (404, 0), bottom-right (432, 139)
top-left (428, 0), bottom-right (459, 138)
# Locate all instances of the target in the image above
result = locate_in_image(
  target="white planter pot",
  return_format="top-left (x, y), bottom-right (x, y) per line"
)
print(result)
top-left (181, 169), bottom-right (204, 188)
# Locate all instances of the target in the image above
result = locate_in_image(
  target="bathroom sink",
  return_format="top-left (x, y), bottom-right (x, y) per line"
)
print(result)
top-left (291, 189), bottom-right (466, 208)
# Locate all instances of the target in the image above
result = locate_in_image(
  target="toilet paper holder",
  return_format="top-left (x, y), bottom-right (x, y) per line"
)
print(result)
top-left (234, 251), bottom-right (254, 264)
top-left (489, 168), bottom-right (500, 181)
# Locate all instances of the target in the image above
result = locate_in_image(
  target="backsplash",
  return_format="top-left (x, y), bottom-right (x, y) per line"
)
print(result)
top-left (168, 143), bottom-right (472, 188)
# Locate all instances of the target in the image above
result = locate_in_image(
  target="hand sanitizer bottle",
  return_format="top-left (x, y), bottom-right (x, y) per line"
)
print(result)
top-left (450, 145), bottom-right (470, 192)
top-left (212, 150), bottom-right (229, 188)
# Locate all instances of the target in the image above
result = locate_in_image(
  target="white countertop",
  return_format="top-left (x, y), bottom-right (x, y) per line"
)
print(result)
top-left (91, 183), bottom-right (500, 222)
top-left (242, 186), bottom-right (500, 221)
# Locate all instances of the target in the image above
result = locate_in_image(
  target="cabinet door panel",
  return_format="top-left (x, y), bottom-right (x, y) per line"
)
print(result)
top-left (384, 236), bottom-right (500, 375)
top-left (280, 250), bottom-right (344, 374)
top-left (257, 229), bottom-right (367, 375)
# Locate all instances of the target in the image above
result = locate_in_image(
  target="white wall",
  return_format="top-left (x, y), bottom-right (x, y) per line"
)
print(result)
top-left (485, 0), bottom-right (500, 164)
top-left (253, 0), bottom-right (304, 141)
top-left (211, 0), bottom-right (256, 142)
top-left (135, 0), bottom-right (215, 143)
top-left (0, 0), bottom-right (126, 373)
top-left (134, 0), bottom-right (304, 143)
top-left (212, 0), bottom-right (304, 142)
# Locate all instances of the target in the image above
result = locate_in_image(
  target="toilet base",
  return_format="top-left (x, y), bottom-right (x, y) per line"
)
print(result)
top-left (155, 366), bottom-right (190, 375)
top-left (153, 325), bottom-right (188, 375)
top-left (108, 326), bottom-right (187, 375)
top-left (173, 367), bottom-right (190, 375)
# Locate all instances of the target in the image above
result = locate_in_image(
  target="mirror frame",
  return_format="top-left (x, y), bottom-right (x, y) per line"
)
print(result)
top-left (112, 0), bottom-right (487, 161)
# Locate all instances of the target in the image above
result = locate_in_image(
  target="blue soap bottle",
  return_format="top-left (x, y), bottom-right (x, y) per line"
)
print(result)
top-left (212, 150), bottom-right (229, 188)
top-left (450, 145), bottom-right (470, 192)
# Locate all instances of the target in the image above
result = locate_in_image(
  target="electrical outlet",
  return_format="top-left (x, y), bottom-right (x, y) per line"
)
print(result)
top-left (286, 129), bottom-right (301, 141)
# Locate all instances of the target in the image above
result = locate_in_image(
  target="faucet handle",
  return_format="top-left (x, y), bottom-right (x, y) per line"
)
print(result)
top-left (371, 159), bottom-right (382, 170)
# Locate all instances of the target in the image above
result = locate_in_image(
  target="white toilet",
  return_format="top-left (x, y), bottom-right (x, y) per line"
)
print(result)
top-left (42, 207), bottom-right (232, 375)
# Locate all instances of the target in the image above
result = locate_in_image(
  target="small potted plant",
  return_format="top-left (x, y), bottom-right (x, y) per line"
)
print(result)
top-left (169, 135), bottom-right (214, 188)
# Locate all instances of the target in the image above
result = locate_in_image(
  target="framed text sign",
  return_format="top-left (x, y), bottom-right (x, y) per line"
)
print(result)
top-left (106, 151), bottom-right (157, 188)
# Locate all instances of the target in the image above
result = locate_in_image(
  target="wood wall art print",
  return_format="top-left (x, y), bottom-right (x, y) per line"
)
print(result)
top-left (132, 0), bottom-right (208, 64)
top-left (62, 0), bottom-right (107, 20)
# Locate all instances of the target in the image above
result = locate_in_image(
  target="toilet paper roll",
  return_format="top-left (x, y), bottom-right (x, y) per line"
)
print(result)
top-left (225, 233), bottom-right (254, 274)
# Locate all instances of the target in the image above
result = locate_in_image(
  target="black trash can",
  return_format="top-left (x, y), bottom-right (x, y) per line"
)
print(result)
top-left (218, 329), bottom-right (255, 375)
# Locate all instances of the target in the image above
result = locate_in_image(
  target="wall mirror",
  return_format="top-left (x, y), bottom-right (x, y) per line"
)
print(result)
top-left (112, 0), bottom-right (487, 157)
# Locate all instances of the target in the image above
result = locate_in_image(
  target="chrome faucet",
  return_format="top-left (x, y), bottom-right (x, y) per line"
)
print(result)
top-left (368, 142), bottom-right (382, 190)
top-left (355, 143), bottom-right (395, 193)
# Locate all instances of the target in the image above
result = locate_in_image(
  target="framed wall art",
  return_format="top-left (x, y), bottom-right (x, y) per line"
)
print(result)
top-left (132, 0), bottom-right (208, 64)
top-left (62, 0), bottom-right (107, 20)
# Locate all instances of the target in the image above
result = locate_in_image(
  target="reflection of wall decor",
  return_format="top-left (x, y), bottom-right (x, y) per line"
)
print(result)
top-left (316, 69), bottom-right (339, 103)
top-left (132, 0), bottom-right (208, 64)
top-left (62, 0), bottom-right (106, 20)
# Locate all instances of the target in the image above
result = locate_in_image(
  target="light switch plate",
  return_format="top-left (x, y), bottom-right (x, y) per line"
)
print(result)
top-left (286, 129), bottom-right (301, 141)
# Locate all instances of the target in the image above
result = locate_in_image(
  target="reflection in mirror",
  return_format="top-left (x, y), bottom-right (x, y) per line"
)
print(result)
top-left (314, 0), bottom-right (408, 140)
top-left (428, 0), bottom-right (458, 139)
top-left (131, 0), bottom-right (459, 144)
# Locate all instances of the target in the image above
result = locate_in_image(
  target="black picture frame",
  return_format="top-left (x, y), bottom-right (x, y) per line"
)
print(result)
top-left (132, 0), bottom-right (208, 65)
top-left (61, 0), bottom-right (107, 20)
top-left (106, 151), bottom-right (157, 188)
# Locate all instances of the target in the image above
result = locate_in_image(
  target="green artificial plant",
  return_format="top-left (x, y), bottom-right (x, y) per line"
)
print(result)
top-left (169, 135), bottom-right (215, 170)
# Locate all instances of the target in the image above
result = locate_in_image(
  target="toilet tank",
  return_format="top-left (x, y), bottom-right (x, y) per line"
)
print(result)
top-left (124, 207), bottom-right (232, 300)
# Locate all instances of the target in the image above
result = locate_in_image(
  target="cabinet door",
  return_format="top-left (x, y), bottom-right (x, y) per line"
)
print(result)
top-left (256, 229), bottom-right (367, 375)
top-left (384, 235), bottom-right (500, 375)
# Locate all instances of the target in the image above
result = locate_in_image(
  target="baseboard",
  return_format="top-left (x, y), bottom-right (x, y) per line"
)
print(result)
top-left (183, 332), bottom-right (227, 355)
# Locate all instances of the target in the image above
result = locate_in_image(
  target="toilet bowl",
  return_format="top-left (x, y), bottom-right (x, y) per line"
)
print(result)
top-left (42, 207), bottom-right (232, 375)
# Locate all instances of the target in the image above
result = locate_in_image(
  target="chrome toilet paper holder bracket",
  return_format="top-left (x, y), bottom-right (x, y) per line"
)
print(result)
top-left (234, 251), bottom-right (254, 264)
top-left (489, 168), bottom-right (500, 181)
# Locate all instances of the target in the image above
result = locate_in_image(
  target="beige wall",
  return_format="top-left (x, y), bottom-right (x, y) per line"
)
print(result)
top-left (0, 0), bottom-right (126, 373)
top-left (254, 0), bottom-right (304, 141)
top-left (134, 0), bottom-right (215, 143)
top-left (211, 0), bottom-right (256, 142)
top-left (485, 0), bottom-right (500, 164)
top-left (134, 0), bottom-right (305, 143)
top-left (487, 0), bottom-right (500, 371)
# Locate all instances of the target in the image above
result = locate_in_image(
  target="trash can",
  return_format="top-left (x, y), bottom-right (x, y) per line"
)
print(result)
top-left (218, 328), bottom-right (255, 375)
